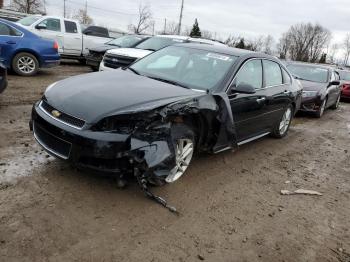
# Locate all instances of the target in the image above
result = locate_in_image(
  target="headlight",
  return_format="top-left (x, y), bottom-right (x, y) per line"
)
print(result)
top-left (302, 91), bottom-right (318, 98)
top-left (92, 115), bottom-right (138, 133)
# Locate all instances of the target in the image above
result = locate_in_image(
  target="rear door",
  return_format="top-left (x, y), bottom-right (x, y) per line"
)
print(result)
top-left (261, 59), bottom-right (291, 129)
top-left (327, 70), bottom-right (341, 106)
top-left (63, 20), bottom-right (82, 56)
top-left (0, 22), bottom-right (21, 65)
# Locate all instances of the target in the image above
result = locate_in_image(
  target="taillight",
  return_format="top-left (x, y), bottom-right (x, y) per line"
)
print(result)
top-left (53, 41), bottom-right (59, 50)
top-left (342, 84), bottom-right (350, 90)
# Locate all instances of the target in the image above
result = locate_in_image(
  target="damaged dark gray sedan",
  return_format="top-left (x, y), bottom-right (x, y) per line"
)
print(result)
top-left (30, 44), bottom-right (302, 187)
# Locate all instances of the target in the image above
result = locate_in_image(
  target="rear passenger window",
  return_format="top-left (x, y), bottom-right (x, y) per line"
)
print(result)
top-left (282, 67), bottom-right (292, 84)
top-left (64, 21), bottom-right (78, 33)
top-left (235, 59), bottom-right (263, 90)
top-left (0, 23), bottom-right (10, 35)
top-left (263, 60), bottom-right (283, 87)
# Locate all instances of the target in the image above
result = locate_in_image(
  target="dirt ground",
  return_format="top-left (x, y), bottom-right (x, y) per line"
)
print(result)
top-left (0, 63), bottom-right (349, 262)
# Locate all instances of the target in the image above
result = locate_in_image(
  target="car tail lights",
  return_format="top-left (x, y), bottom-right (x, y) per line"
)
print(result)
top-left (53, 41), bottom-right (59, 50)
top-left (342, 83), bottom-right (350, 90)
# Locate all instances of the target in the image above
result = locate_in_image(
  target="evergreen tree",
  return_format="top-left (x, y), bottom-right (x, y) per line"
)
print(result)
top-left (190, 19), bottom-right (202, 37)
top-left (319, 53), bottom-right (327, 63)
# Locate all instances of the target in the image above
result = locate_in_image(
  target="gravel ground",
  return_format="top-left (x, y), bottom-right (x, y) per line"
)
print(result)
top-left (0, 62), bottom-right (349, 262)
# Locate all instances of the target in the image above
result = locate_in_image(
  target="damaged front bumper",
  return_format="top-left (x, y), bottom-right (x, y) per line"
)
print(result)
top-left (30, 102), bottom-right (176, 178)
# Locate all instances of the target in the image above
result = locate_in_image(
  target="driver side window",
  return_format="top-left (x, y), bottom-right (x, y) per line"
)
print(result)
top-left (38, 18), bottom-right (61, 32)
top-left (235, 59), bottom-right (263, 89)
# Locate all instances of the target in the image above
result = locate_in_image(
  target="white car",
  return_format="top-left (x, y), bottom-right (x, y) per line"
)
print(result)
top-left (17, 15), bottom-right (113, 61)
top-left (99, 35), bottom-right (227, 71)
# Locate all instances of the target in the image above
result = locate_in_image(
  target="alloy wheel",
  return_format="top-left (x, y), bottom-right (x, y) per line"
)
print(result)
top-left (17, 56), bottom-right (36, 74)
top-left (279, 107), bottom-right (292, 135)
top-left (165, 138), bottom-right (194, 183)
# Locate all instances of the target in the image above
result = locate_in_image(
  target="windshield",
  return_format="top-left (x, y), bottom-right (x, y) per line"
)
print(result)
top-left (18, 16), bottom-right (41, 26)
top-left (339, 71), bottom-right (350, 81)
top-left (135, 37), bottom-right (187, 51)
top-left (287, 64), bottom-right (329, 83)
top-left (107, 35), bottom-right (145, 48)
top-left (130, 46), bottom-right (237, 91)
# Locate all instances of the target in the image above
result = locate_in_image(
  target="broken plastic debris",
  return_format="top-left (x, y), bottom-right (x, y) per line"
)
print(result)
top-left (280, 189), bottom-right (323, 196)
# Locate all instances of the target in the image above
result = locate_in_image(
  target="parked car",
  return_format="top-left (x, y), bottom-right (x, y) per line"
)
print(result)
top-left (17, 15), bottom-right (113, 62)
top-left (0, 18), bottom-right (60, 76)
top-left (30, 44), bottom-right (302, 187)
top-left (338, 69), bottom-right (350, 100)
top-left (286, 62), bottom-right (341, 117)
top-left (86, 34), bottom-right (150, 71)
top-left (99, 35), bottom-right (227, 71)
top-left (0, 62), bottom-right (7, 93)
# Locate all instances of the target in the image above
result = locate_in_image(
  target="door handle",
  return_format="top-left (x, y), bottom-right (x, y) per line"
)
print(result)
top-left (256, 97), bottom-right (266, 103)
top-left (6, 41), bottom-right (16, 44)
top-left (283, 90), bottom-right (291, 94)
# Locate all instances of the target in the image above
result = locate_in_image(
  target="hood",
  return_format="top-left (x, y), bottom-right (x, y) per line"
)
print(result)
top-left (106, 48), bottom-right (153, 59)
top-left (299, 80), bottom-right (327, 92)
top-left (89, 44), bottom-right (116, 53)
top-left (45, 70), bottom-right (201, 124)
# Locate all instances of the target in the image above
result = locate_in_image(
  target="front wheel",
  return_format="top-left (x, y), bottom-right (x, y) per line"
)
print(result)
top-left (315, 98), bottom-right (327, 118)
top-left (12, 52), bottom-right (39, 76)
top-left (271, 105), bottom-right (293, 138)
top-left (150, 124), bottom-right (195, 186)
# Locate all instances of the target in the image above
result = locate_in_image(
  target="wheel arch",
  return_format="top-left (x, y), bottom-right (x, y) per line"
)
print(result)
top-left (10, 49), bottom-right (42, 69)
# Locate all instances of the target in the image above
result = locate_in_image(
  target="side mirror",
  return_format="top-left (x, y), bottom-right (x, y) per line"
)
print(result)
top-left (83, 30), bottom-right (92, 35)
top-left (329, 80), bottom-right (340, 86)
top-left (230, 83), bottom-right (256, 94)
top-left (35, 24), bottom-right (47, 30)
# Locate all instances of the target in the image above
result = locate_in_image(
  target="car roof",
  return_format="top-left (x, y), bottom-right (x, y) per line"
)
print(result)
top-left (155, 34), bottom-right (190, 40)
top-left (286, 61), bottom-right (333, 71)
top-left (174, 43), bottom-right (257, 57)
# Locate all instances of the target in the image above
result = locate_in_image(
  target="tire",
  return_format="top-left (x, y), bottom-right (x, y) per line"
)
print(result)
top-left (12, 52), bottom-right (39, 76)
top-left (150, 123), bottom-right (196, 186)
top-left (315, 97), bottom-right (327, 118)
top-left (330, 94), bottom-right (340, 110)
top-left (78, 59), bottom-right (86, 65)
top-left (271, 105), bottom-right (294, 138)
top-left (90, 65), bottom-right (99, 72)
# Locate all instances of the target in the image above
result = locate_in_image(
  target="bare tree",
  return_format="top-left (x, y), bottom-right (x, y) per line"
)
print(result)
top-left (277, 33), bottom-right (291, 59)
top-left (343, 33), bottom-right (350, 66)
top-left (247, 36), bottom-right (264, 51)
top-left (224, 35), bottom-right (241, 47)
top-left (262, 35), bottom-right (275, 55)
top-left (162, 21), bottom-right (179, 35)
top-left (280, 23), bottom-right (331, 62)
top-left (11, 0), bottom-right (45, 14)
top-left (327, 43), bottom-right (339, 64)
top-left (73, 9), bottom-right (94, 25)
top-left (128, 4), bottom-right (152, 34)
top-left (201, 30), bottom-right (213, 39)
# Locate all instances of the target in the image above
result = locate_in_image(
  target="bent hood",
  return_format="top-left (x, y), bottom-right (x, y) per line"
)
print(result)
top-left (45, 70), bottom-right (202, 124)
top-left (299, 80), bottom-right (327, 92)
top-left (106, 48), bottom-right (153, 59)
top-left (89, 44), bottom-right (116, 53)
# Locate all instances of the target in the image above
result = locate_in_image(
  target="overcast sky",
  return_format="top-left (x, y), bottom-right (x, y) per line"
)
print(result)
top-left (5, 0), bottom-right (350, 43)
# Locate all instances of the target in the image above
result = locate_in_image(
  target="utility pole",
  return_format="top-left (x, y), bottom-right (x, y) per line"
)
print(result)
top-left (84, 0), bottom-right (88, 24)
top-left (163, 18), bottom-right (167, 34)
top-left (63, 0), bottom-right (66, 18)
top-left (177, 0), bottom-right (184, 35)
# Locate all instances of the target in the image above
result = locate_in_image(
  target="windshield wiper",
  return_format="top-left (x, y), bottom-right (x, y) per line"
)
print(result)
top-left (126, 67), bottom-right (141, 75)
top-left (146, 76), bottom-right (191, 89)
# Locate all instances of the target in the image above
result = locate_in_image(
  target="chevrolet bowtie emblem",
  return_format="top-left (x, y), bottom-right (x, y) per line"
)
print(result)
top-left (51, 110), bottom-right (61, 118)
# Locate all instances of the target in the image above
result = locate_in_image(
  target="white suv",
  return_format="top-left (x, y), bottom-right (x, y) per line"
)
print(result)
top-left (99, 35), bottom-right (226, 71)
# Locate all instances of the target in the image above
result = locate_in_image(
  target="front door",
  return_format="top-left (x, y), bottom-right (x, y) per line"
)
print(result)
top-left (229, 59), bottom-right (270, 141)
top-left (34, 18), bottom-right (64, 54)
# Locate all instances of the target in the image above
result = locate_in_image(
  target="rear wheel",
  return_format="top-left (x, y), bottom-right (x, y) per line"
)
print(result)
top-left (12, 52), bottom-right (39, 76)
top-left (330, 94), bottom-right (340, 110)
top-left (315, 98), bottom-right (327, 118)
top-left (271, 105), bottom-right (293, 138)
